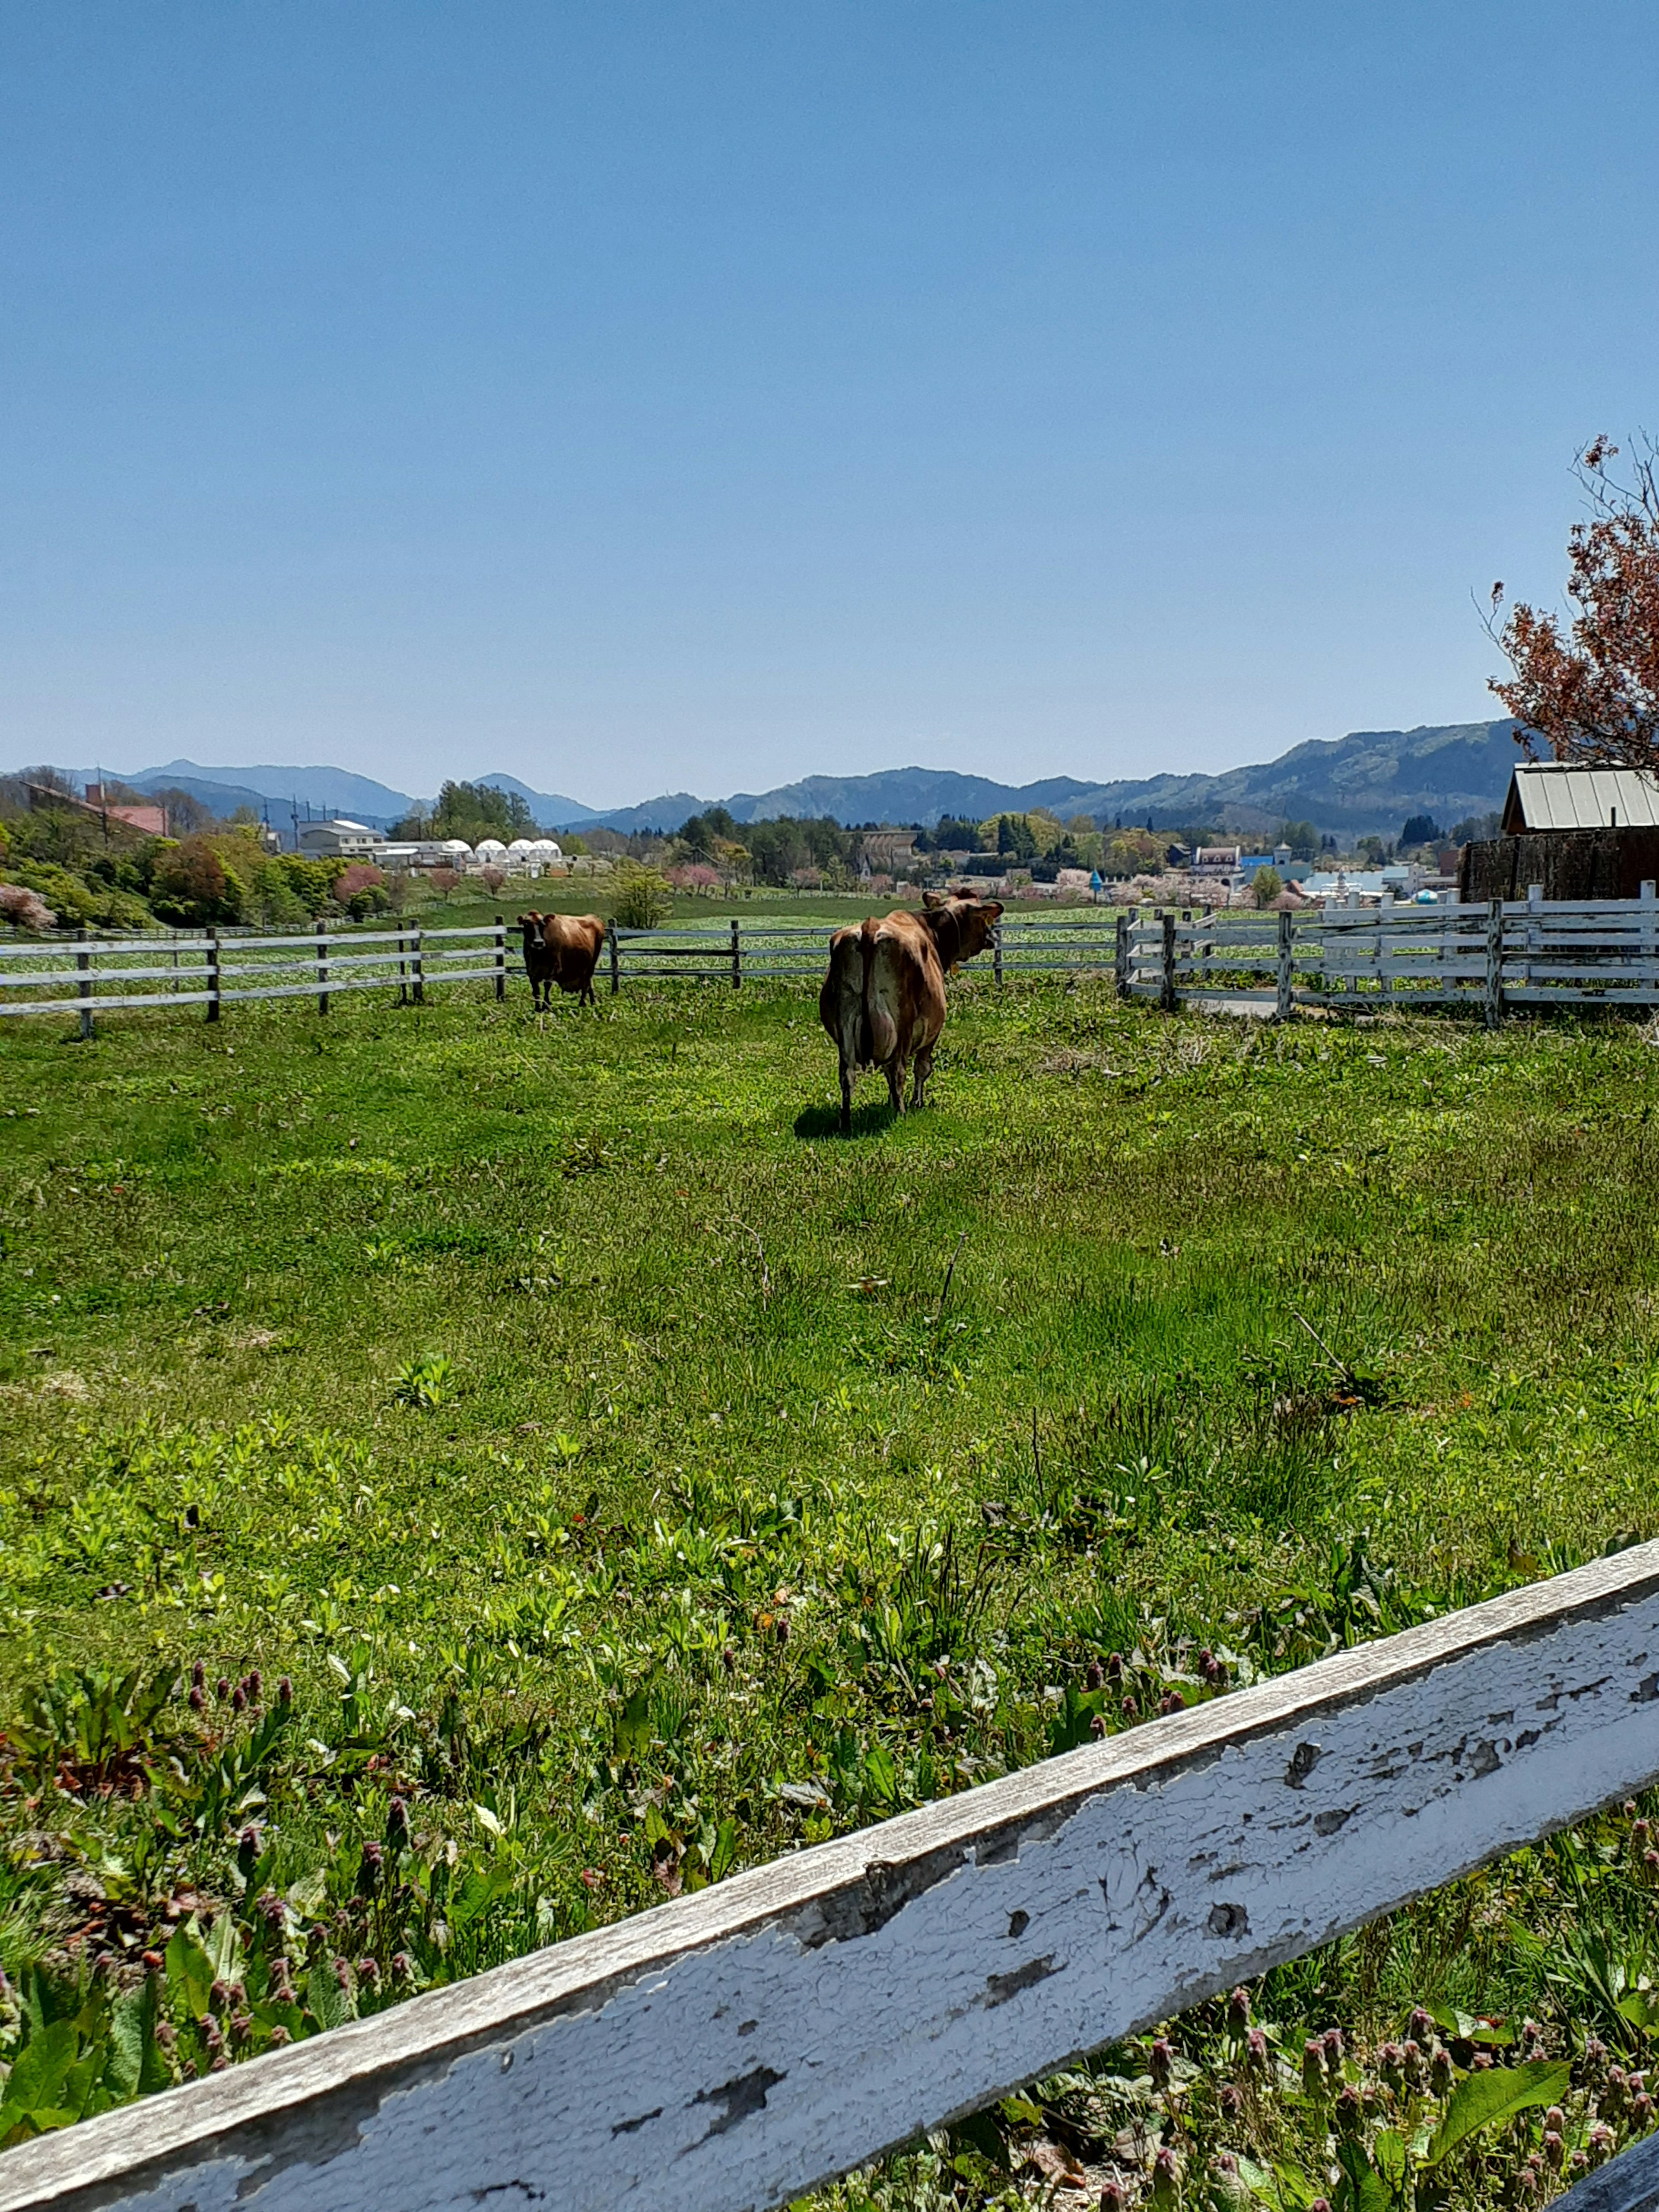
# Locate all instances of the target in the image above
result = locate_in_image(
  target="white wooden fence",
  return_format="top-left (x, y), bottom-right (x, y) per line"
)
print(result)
top-left (0, 922), bottom-right (510, 1032)
top-left (1119, 886), bottom-right (1659, 1021)
top-left (1, 1540), bottom-right (1656, 2212)
top-left (7, 893), bottom-right (1659, 1031)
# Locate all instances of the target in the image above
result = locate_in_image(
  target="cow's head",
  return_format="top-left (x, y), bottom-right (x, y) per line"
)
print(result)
top-left (918, 890), bottom-right (1002, 971)
top-left (517, 911), bottom-right (543, 944)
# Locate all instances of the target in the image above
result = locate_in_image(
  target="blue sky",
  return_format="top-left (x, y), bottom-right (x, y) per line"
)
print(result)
top-left (3, 4), bottom-right (1656, 807)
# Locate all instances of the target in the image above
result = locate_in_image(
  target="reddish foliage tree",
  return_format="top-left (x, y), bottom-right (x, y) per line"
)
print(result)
top-left (1488, 437), bottom-right (1659, 767)
top-left (151, 837), bottom-right (239, 926)
top-left (334, 862), bottom-right (387, 902)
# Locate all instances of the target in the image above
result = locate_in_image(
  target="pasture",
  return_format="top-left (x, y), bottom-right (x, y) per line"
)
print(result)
top-left (2, 977), bottom-right (1658, 2203)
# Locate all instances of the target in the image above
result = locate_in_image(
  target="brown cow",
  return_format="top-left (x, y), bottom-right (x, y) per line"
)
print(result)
top-left (518, 912), bottom-right (607, 1010)
top-left (818, 890), bottom-right (1002, 1133)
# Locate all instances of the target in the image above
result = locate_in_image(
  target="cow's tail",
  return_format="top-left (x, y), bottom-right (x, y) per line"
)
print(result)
top-left (864, 934), bottom-right (903, 1067)
top-left (822, 930), bottom-right (870, 1071)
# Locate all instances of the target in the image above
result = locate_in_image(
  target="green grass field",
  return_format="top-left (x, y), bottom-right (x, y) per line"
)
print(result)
top-left (2, 977), bottom-right (1657, 2200)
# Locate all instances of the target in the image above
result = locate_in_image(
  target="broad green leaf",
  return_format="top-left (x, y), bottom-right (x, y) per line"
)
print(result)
top-left (286, 1866), bottom-right (329, 1919)
top-left (1426, 2060), bottom-right (1572, 2166)
top-left (164, 1925), bottom-right (214, 2021)
top-left (1373, 2129), bottom-right (1407, 2198)
top-left (614, 1688), bottom-right (652, 1761)
top-left (1335, 2139), bottom-right (1391, 2212)
top-left (203, 1910), bottom-right (244, 1986)
top-left (709, 1816), bottom-right (738, 1882)
top-left (1237, 2156), bottom-right (1316, 2212)
top-left (305, 1963), bottom-right (356, 2033)
top-left (1427, 2004), bottom-right (1513, 2047)
top-left (863, 1741), bottom-right (897, 1805)
top-left (107, 1980), bottom-right (162, 2101)
top-left (0, 2022), bottom-right (76, 2122)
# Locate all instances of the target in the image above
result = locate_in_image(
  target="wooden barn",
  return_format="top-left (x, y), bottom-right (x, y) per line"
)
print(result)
top-left (1460, 763), bottom-right (1659, 899)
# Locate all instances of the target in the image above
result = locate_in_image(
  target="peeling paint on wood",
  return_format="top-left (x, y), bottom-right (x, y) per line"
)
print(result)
top-left (4, 1542), bottom-right (1659, 2212)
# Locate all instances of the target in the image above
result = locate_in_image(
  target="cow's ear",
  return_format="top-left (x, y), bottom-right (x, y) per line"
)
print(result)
top-left (985, 903), bottom-right (1004, 922)
top-left (922, 890), bottom-right (944, 908)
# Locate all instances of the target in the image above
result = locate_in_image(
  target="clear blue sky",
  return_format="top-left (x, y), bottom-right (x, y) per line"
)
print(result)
top-left (3, 4), bottom-right (1656, 807)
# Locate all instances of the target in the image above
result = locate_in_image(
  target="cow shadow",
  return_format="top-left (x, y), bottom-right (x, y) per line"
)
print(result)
top-left (794, 1101), bottom-right (898, 1141)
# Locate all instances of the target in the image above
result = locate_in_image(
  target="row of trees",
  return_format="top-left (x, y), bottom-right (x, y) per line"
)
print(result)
top-left (0, 789), bottom-right (404, 931)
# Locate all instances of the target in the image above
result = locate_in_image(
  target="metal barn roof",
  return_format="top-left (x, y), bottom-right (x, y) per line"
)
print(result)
top-left (1503, 764), bottom-right (1659, 833)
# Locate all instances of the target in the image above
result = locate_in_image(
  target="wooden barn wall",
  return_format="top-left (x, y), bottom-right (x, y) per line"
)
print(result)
top-left (1459, 827), bottom-right (1659, 902)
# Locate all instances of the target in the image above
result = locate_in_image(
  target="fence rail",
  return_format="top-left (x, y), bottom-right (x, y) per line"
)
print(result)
top-left (0, 923), bottom-right (509, 1029)
top-left (1, 1540), bottom-right (1657, 2212)
top-left (8, 891), bottom-right (1659, 1030)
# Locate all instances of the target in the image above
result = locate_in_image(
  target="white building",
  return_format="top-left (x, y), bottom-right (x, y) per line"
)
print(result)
top-left (377, 838), bottom-right (473, 870)
top-left (297, 819), bottom-right (380, 858)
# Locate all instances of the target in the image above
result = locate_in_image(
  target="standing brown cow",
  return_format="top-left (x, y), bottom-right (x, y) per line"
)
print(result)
top-left (818, 890), bottom-right (1002, 1133)
top-left (517, 912), bottom-right (607, 1010)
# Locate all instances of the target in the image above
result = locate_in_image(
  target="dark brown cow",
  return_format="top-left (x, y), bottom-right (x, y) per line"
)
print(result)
top-left (818, 890), bottom-right (1002, 1132)
top-left (518, 912), bottom-right (607, 1010)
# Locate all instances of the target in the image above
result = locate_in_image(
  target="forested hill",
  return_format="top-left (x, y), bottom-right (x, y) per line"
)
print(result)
top-left (566, 721), bottom-right (1521, 836)
top-left (20, 719), bottom-right (1522, 840)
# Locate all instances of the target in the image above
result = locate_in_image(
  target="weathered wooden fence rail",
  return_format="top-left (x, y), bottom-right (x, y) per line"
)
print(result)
top-left (1119, 885), bottom-right (1659, 1021)
top-left (2, 1541), bottom-right (1657, 2212)
top-left (0, 924), bottom-right (509, 1030)
top-left (8, 893), bottom-right (1659, 1030)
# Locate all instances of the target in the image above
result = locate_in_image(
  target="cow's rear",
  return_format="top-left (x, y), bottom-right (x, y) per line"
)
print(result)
top-left (817, 892), bottom-right (1000, 1133)
top-left (819, 926), bottom-right (870, 1133)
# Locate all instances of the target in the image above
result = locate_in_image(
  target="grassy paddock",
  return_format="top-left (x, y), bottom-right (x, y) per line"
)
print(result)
top-left (1, 979), bottom-right (1657, 2200)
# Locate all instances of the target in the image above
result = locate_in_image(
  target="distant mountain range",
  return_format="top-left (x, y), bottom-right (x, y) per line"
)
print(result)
top-left (484, 720), bottom-right (1522, 836)
top-left (16, 720), bottom-right (1524, 840)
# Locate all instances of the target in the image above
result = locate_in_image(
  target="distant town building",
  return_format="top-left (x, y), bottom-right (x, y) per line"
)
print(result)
top-left (1192, 845), bottom-right (1243, 877)
top-left (297, 819), bottom-right (380, 858)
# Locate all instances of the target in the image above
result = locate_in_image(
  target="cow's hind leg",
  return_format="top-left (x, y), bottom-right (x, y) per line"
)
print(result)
top-left (886, 1057), bottom-right (908, 1116)
top-left (911, 1042), bottom-right (934, 1109)
top-left (839, 1058), bottom-right (855, 1135)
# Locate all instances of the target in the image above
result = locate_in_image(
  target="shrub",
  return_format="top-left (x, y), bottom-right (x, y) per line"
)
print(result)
top-left (611, 864), bottom-right (673, 929)
top-left (0, 882), bottom-right (56, 931)
top-left (1252, 866), bottom-right (1283, 909)
top-left (150, 839), bottom-right (243, 928)
top-left (6, 861), bottom-right (136, 930)
top-left (335, 862), bottom-right (391, 921)
top-left (270, 855), bottom-right (337, 915)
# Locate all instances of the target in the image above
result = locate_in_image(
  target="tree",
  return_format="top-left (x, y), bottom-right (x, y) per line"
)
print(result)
top-left (150, 837), bottom-right (244, 926)
top-left (1277, 820), bottom-right (1319, 860)
top-left (1489, 436), bottom-right (1659, 766)
top-left (399, 781), bottom-right (535, 843)
top-left (1251, 867), bottom-right (1282, 909)
top-left (1400, 814), bottom-right (1443, 848)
